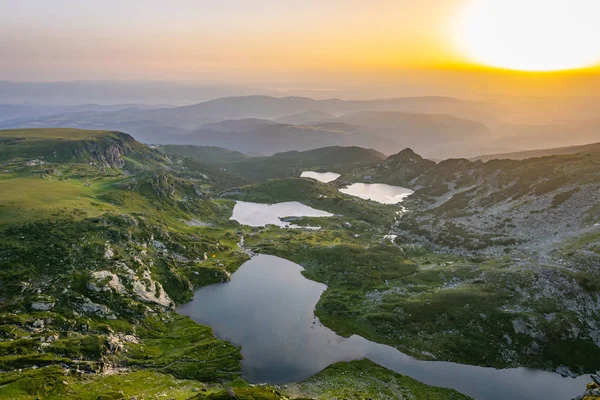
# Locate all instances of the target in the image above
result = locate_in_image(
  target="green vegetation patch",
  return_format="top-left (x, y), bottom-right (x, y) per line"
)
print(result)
top-left (288, 359), bottom-right (472, 400)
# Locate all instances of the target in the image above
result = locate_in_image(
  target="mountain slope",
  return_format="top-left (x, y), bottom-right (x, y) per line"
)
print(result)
top-left (338, 148), bottom-right (436, 186)
top-left (275, 110), bottom-right (337, 125)
top-left (0, 128), bottom-right (471, 400)
top-left (337, 111), bottom-right (490, 153)
top-left (158, 144), bottom-right (249, 164)
top-left (198, 118), bottom-right (278, 132)
top-left (473, 141), bottom-right (600, 162)
top-left (348, 146), bottom-right (600, 259)
top-left (165, 123), bottom-right (396, 155)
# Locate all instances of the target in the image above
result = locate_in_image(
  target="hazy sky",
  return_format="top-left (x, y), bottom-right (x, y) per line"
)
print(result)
top-left (0, 0), bottom-right (470, 81)
top-left (1, 0), bottom-right (599, 98)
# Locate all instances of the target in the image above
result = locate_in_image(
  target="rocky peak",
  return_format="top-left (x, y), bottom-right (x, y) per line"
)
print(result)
top-left (387, 148), bottom-right (423, 164)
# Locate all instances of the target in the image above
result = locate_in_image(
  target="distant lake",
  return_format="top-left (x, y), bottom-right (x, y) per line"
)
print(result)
top-left (178, 254), bottom-right (588, 400)
top-left (230, 201), bottom-right (333, 227)
top-left (340, 183), bottom-right (413, 204)
top-left (300, 171), bottom-right (341, 183)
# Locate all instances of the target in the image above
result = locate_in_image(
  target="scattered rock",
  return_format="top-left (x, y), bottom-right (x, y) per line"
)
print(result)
top-left (152, 240), bottom-right (166, 251)
top-left (132, 269), bottom-right (173, 308)
top-left (556, 365), bottom-right (578, 378)
top-left (78, 297), bottom-right (117, 319)
top-left (32, 319), bottom-right (45, 328)
top-left (87, 270), bottom-right (127, 293)
top-left (31, 301), bottom-right (55, 311)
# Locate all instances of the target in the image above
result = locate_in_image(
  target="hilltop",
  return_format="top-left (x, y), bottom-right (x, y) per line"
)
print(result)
top-left (0, 128), bottom-right (165, 168)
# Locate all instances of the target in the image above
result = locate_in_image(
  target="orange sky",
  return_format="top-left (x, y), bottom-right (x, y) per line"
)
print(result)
top-left (1, 0), bottom-right (599, 97)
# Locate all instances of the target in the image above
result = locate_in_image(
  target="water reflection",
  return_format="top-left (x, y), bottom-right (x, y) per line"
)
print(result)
top-left (340, 182), bottom-right (414, 204)
top-left (178, 255), bottom-right (588, 400)
top-left (301, 171), bottom-right (341, 183)
top-left (230, 201), bottom-right (332, 227)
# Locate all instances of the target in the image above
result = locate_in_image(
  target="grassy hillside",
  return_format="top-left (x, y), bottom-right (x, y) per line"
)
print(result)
top-left (287, 359), bottom-right (471, 400)
top-left (0, 128), bottom-right (471, 400)
top-left (0, 132), bottom-right (251, 398)
top-left (0, 128), bottom-right (165, 168)
top-left (290, 146), bottom-right (599, 375)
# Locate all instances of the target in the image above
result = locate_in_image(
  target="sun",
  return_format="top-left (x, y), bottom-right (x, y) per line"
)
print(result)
top-left (454, 0), bottom-right (600, 72)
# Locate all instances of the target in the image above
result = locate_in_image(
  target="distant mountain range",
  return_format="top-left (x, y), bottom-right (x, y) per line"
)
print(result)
top-left (0, 103), bottom-right (164, 123)
top-left (0, 95), bottom-right (494, 157)
top-left (274, 110), bottom-right (338, 125)
top-left (1, 94), bottom-right (598, 159)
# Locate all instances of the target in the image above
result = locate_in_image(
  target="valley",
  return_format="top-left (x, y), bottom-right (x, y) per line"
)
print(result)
top-left (0, 128), bottom-right (598, 399)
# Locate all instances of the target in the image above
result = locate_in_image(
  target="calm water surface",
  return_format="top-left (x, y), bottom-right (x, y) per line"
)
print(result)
top-left (340, 182), bottom-right (414, 204)
top-left (230, 201), bottom-right (333, 227)
top-left (300, 171), bottom-right (341, 183)
top-left (178, 255), bottom-right (588, 400)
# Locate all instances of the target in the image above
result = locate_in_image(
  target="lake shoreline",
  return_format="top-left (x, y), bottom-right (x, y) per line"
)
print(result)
top-left (177, 253), bottom-right (589, 400)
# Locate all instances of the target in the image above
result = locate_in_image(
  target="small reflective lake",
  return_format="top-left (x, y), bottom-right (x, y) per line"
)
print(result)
top-left (300, 171), bottom-right (341, 183)
top-left (178, 255), bottom-right (588, 400)
top-left (340, 183), bottom-right (413, 204)
top-left (229, 201), bottom-right (333, 227)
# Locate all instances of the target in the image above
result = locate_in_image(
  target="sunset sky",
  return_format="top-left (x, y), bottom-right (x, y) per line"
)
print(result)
top-left (2, 0), bottom-right (600, 97)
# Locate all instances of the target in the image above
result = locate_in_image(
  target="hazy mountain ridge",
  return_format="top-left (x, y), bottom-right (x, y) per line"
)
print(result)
top-left (0, 103), bottom-right (161, 123)
top-left (3, 94), bottom-right (599, 159)
top-left (161, 144), bottom-right (386, 182)
top-left (274, 110), bottom-right (338, 125)
top-left (0, 95), bottom-right (496, 157)
top-left (473, 141), bottom-right (600, 162)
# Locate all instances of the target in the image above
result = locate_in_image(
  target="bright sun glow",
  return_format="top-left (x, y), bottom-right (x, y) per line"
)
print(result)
top-left (455, 0), bottom-right (600, 72)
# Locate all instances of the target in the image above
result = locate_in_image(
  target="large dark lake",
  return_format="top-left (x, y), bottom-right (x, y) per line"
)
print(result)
top-left (178, 254), bottom-right (588, 400)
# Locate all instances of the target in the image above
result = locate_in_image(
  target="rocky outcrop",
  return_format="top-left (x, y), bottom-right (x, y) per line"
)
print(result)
top-left (78, 297), bottom-right (116, 319)
top-left (73, 141), bottom-right (126, 168)
top-left (87, 270), bottom-right (127, 293)
top-left (31, 301), bottom-right (55, 311)
top-left (87, 266), bottom-right (173, 308)
top-left (571, 375), bottom-right (600, 400)
top-left (132, 269), bottom-right (173, 308)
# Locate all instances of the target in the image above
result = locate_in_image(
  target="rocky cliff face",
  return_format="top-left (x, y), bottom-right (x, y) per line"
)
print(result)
top-left (73, 139), bottom-right (127, 168)
top-left (1, 129), bottom-right (166, 169)
top-left (70, 131), bottom-right (163, 169)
